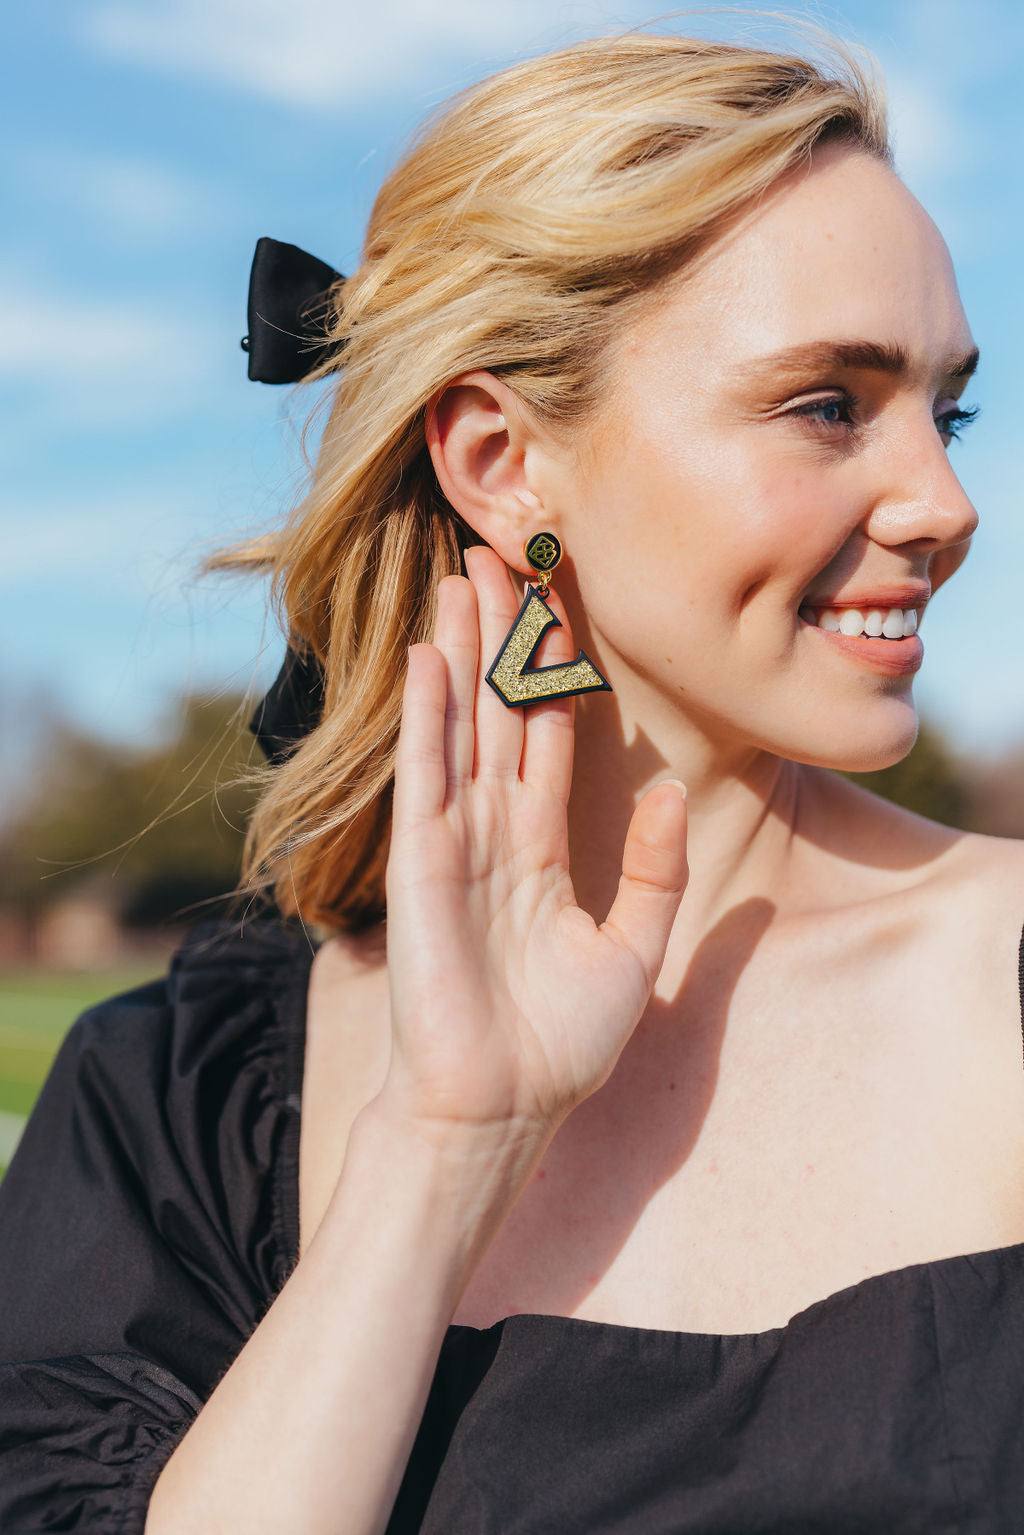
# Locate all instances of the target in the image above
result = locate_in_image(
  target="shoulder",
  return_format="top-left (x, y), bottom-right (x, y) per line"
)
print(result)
top-left (896, 816), bottom-right (1024, 1012)
top-left (88, 911), bottom-right (318, 1236)
top-left (814, 768), bottom-right (1024, 910)
top-left (953, 828), bottom-right (1024, 892)
top-left (808, 769), bottom-right (1024, 1019)
top-left (894, 831), bottom-right (1024, 1102)
top-left (924, 834), bottom-right (1024, 1201)
top-left (0, 915), bottom-right (319, 1366)
top-left (938, 830), bottom-right (1024, 1001)
top-left (922, 827), bottom-right (1024, 942)
top-left (56, 916), bottom-right (316, 1150)
top-left (68, 912), bottom-right (315, 1059)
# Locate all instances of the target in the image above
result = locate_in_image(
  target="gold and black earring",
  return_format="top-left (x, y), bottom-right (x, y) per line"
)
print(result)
top-left (484, 531), bottom-right (612, 708)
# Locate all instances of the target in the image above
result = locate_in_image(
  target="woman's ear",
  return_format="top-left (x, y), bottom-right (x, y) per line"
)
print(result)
top-left (425, 371), bottom-right (545, 570)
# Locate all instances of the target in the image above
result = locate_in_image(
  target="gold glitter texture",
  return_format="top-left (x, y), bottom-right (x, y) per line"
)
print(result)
top-left (485, 588), bottom-right (611, 707)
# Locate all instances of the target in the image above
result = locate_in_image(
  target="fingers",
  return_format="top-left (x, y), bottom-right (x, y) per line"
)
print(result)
top-left (517, 579), bottom-right (576, 803)
top-left (403, 545), bottom-right (579, 818)
top-left (600, 782), bottom-right (689, 986)
top-left (462, 545), bottom-right (526, 778)
top-left (392, 643), bottom-right (450, 825)
top-left (432, 573), bottom-right (479, 793)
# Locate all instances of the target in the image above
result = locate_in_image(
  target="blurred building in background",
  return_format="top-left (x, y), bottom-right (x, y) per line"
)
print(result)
top-left (0, 691), bottom-right (258, 967)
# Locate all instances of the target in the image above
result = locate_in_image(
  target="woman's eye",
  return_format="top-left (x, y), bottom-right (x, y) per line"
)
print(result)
top-left (790, 395), bottom-right (856, 428)
top-left (789, 395), bottom-right (981, 448)
top-left (936, 404), bottom-right (980, 445)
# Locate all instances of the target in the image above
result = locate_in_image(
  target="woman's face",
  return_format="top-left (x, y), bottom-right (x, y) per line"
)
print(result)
top-left (550, 141), bottom-right (979, 774)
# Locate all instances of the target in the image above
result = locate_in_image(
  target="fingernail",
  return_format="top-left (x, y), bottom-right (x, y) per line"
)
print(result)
top-left (661, 779), bottom-right (687, 799)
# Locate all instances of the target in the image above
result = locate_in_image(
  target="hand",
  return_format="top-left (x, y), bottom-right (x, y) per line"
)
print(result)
top-left (380, 544), bottom-right (689, 1146)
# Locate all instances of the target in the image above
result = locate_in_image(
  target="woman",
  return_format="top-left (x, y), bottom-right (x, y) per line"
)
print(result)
top-left (1, 25), bottom-right (1020, 1534)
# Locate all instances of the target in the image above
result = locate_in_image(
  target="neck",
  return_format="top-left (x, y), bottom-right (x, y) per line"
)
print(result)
top-left (566, 687), bottom-right (809, 991)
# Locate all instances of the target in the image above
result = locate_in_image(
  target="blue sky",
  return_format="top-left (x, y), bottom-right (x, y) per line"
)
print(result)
top-left (2, 0), bottom-right (1021, 782)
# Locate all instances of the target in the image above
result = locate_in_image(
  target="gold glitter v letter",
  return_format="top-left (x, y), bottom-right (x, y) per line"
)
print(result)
top-left (484, 587), bottom-right (612, 708)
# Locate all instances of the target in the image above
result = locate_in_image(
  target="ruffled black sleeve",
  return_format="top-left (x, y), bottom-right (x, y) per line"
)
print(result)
top-left (0, 917), bottom-right (315, 1533)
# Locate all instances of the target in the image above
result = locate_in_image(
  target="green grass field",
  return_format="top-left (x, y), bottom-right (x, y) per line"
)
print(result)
top-left (0, 967), bottom-right (163, 1177)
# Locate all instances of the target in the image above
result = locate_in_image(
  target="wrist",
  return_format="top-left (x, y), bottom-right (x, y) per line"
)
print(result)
top-left (335, 1093), bottom-right (548, 1285)
top-left (354, 1088), bottom-right (550, 1194)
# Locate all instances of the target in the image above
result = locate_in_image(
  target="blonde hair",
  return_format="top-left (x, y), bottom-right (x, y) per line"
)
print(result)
top-left (224, 23), bottom-right (891, 932)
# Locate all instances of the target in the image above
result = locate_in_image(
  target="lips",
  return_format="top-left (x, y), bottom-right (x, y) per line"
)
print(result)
top-left (801, 585), bottom-right (932, 611)
top-left (798, 610), bottom-right (924, 676)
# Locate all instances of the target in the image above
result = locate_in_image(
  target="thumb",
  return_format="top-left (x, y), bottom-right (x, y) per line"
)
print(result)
top-left (600, 780), bottom-right (689, 987)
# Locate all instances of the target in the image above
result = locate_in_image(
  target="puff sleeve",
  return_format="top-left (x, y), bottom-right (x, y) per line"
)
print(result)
top-left (0, 918), bottom-right (315, 1533)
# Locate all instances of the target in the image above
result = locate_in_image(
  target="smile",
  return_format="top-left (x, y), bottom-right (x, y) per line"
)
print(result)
top-left (797, 605), bottom-right (925, 677)
top-left (798, 605), bottom-right (919, 640)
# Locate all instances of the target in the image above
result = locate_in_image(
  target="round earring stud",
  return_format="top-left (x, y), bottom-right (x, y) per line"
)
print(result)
top-left (524, 531), bottom-right (561, 594)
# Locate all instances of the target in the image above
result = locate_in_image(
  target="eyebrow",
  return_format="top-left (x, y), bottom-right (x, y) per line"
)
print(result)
top-left (740, 339), bottom-right (980, 386)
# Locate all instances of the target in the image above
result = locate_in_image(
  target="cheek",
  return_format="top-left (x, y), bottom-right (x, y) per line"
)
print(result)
top-left (670, 464), bottom-right (852, 617)
top-left (572, 412), bottom-right (862, 634)
top-left (719, 463), bottom-right (869, 607)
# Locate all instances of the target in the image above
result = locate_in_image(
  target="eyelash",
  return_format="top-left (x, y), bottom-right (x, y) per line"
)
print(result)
top-left (791, 391), bottom-right (981, 443)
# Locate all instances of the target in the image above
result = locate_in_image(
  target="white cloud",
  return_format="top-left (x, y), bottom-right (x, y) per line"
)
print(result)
top-left (80, 0), bottom-right (574, 112)
top-left (0, 272), bottom-right (214, 428)
top-left (0, 473), bottom-right (289, 598)
top-left (0, 492), bottom-right (200, 589)
top-left (863, 7), bottom-right (1003, 267)
top-left (883, 65), bottom-right (972, 187)
top-left (877, 63), bottom-right (979, 260)
top-left (18, 147), bottom-right (224, 239)
top-left (0, 483), bottom-right (280, 750)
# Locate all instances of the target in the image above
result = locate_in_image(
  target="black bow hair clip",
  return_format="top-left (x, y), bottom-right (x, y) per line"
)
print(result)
top-left (242, 237), bottom-right (342, 760)
top-left (240, 235), bottom-right (345, 385)
top-left (248, 641), bottom-right (327, 767)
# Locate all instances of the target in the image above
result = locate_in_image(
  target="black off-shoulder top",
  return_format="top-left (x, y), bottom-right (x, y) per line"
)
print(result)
top-left (2, 915), bottom-right (1024, 1533)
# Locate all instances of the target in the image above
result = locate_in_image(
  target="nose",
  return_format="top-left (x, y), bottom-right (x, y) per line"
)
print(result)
top-left (866, 416), bottom-right (979, 555)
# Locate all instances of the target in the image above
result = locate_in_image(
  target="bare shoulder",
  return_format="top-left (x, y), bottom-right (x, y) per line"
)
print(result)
top-left (813, 766), bottom-right (966, 866)
top-left (918, 829), bottom-right (1024, 1070)
top-left (818, 769), bottom-right (1024, 895)
top-left (812, 769), bottom-right (1024, 1021)
top-left (930, 825), bottom-right (1024, 927)
top-left (299, 924), bottom-right (391, 1257)
top-left (955, 827), bottom-right (1024, 889)
top-left (943, 828), bottom-right (1024, 975)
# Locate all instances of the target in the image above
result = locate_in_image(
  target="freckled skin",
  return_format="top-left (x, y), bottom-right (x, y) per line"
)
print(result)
top-left (529, 142), bottom-right (978, 782)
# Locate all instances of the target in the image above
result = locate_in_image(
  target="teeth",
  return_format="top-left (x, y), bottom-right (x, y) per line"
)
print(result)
top-left (802, 606), bottom-right (920, 640)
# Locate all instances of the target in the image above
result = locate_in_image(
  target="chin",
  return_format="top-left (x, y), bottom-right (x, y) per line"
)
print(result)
top-left (783, 700), bottom-right (920, 776)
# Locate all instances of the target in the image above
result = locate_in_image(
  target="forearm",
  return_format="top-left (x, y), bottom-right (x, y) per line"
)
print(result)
top-left (145, 1099), bottom-right (543, 1535)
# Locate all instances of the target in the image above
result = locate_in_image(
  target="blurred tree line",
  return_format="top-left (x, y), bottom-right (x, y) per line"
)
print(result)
top-left (1, 697), bottom-right (1022, 943)
top-left (0, 693), bottom-right (260, 935)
